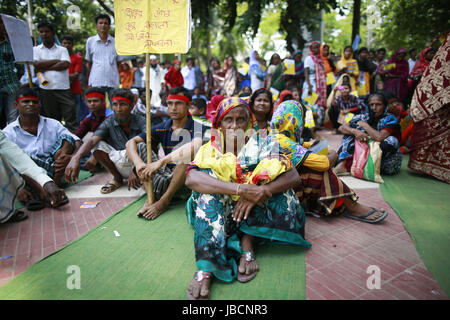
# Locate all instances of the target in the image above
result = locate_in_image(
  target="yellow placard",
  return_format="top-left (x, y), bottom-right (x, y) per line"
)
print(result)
top-left (114, 0), bottom-right (191, 54)
top-left (382, 63), bottom-right (396, 71)
top-left (326, 72), bottom-right (336, 85)
top-left (283, 59), bottom-right (295, 75)
top-left (305, 107), bottom-right (315, 128)
top-left (350, 91), bottom-right (359, 97)
top-left (304, 92), bottom-right (318, 106)
top-left (337, 111), bottom-right (354, 124)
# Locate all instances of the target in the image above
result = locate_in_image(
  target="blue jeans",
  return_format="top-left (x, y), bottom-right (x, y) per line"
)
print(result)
top-left (0, 88), bottom-right (19, 127)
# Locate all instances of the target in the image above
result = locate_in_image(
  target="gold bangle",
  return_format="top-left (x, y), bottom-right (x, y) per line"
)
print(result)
top-left (235, 183), bottom-right (241, 196)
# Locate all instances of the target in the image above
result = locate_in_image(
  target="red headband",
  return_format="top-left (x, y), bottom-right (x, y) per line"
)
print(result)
top-left (86, 92), bottom-right (105, 99)
top-left (16, 96), bottom-right (39, 103)
top-left (112, 96), bottom-right (133, 106)
top-left (167, 94), bottom-right (190, 103)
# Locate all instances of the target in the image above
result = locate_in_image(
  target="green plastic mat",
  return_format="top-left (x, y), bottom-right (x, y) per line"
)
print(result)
top-left (1, 196), bottom-right (307, 300)
top-left (380, 155), bottom-right (450, 296)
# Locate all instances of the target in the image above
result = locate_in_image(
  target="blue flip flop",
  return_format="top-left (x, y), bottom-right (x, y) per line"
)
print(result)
top-left (343, 207), bottom-right (388, 224)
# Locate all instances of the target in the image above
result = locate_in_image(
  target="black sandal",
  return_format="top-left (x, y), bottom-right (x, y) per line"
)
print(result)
top-left (9, 210), bottom-right (28, 223)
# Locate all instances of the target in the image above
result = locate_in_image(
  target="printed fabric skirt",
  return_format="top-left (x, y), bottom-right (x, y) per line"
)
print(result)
top-left (295, 167), bottom-right (358, 216)
top-left (185, 168), bottom-right (311, 282)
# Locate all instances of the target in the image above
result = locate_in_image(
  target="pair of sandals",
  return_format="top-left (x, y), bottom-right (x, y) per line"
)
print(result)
top-left (187, 251), bottom-right (258, 300)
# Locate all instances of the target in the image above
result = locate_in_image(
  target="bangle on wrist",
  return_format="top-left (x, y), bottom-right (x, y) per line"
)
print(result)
top-left (235, 183), bottom-right (241, 196)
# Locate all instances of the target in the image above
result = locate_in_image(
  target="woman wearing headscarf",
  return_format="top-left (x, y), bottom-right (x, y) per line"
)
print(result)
top-left (292, 50), bottom-right (305, 89)
top-left (408, 33), bottom-right (450, 184)
top-left (207, 57), bottom-right (225, 98)
top-left (223, 56), bottom-right (239, 97)
top-left (356, 47), bottom-right (377, 96)
top-left (249, 50), bottom-right (267, 93)
top-left (164, 59), bottom-right (184, 91)
top-left (266, 53), bottom-right (282, 89)
top-left (335, 93), bottom-right (403, 176)
top-left (381, 48), bottom-right (409, 103)
top-left (119, 62), bottom-right (135, 89)
top-left (185, 97), bottom-right (310, 300)
top-left (336, 46), bottom-right (360, 90)
top-left (270, 100), bottom-right (389, 223)
top-left (409, 47), bottom-right (436, 81)
top-left (301, 41), bottom-right (327, 110)
top-left (326, 73), bottom-right (356, 109)
top-left (320, 43), bottom-right (336, 96)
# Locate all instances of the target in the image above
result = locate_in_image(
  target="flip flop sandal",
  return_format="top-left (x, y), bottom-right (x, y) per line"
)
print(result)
top-left (9, 210), bottom-right (28, 223)
top-left (186, 271), bottom-right (212, 300)
top-left (50, 195), bottom-right (69, 208)
top-left (237, 251), bottom-right (258, 283)
top-left (100, 180), bottom-right (122, 194)
top-left (343, 207), bottom-right (388, 224)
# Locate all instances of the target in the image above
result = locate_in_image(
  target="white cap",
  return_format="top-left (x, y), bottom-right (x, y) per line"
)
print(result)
top-left (149, 55), bottom-right (157, 60)
top-left (130, 88), bottom-right (139, 95)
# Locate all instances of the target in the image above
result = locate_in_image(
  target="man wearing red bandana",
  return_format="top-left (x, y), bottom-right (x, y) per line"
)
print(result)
top-left (65, 89), bottom-right (146, 194)
top-left (126, 86), bottom-right (210, 220)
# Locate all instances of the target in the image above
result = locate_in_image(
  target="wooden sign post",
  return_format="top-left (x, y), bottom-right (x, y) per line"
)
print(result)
top-left (114, 0), bottom-right (192, 204)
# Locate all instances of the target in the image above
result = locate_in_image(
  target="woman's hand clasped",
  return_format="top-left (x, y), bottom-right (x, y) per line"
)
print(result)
top-left (232, 184), bottom-right (272, 222)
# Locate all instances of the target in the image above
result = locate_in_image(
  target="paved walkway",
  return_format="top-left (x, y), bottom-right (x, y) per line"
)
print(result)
top-left (0, 129), bottom-right (448, 300)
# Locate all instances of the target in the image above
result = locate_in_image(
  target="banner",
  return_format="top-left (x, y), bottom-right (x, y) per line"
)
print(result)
top-left (0, 14), bottom-right (33, 63)
top-left (114, 0), bottom-right (191, 54)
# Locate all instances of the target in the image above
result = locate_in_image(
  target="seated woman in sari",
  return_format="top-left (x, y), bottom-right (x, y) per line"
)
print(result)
top-left (327, 83), bottom-right (363, 132)
top-left (185, 97), bottom-right (311, 300)
top-left (269, 100), bottom-right (388, 223)
top-left (334, 93), bottom-right (403, 176)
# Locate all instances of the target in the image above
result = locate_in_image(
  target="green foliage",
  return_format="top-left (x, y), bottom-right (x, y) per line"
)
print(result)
top-left (375, 0), bottom-right (450, 52)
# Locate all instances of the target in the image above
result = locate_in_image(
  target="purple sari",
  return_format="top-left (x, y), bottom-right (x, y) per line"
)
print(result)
top-left (383, 48), bottom-right (409, 102)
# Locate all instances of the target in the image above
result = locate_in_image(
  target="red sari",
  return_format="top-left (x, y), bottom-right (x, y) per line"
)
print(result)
top-left (408, 33), bottom-right (450, 184)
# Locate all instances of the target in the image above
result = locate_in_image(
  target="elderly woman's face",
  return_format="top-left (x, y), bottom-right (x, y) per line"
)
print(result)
top-left (220, 106), bottom-right (249, 149)
top-left (368, 96), bottom-right (385, 118)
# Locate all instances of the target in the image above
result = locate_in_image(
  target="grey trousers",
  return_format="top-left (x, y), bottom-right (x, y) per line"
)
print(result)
top-left (39, 89), bottom-right (78, 133)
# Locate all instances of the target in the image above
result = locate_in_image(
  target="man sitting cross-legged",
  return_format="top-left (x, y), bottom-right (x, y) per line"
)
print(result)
top-left (126, 86), bottom-right (210, 220)
top-left (2, 88), bottom-right (81, 209)
top-left (65, 88), bottom-right (146, 193)
top-left (74, 87), bottom-right (114, 172)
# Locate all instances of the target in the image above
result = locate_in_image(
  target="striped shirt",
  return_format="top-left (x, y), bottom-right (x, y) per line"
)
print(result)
top-left (85, 34), bottom-right (121, 88)
top-left (0, 39), bottom-right (21, 94)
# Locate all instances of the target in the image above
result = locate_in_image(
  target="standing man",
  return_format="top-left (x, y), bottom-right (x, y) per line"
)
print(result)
top-left (143, 55), bottom-right (163, 107)
top-left (85, 14), bottom-right (122, 103)
top-left (33, 22), bottom-right (78, 132)
top-left (181, 57), bottom-right (197, 94)
top-left (61, 35), bottom-right (88, 123)
top-left (408, 48), bottom-right (417, 74)
top-left (0, 16), bottom-right (23, 127)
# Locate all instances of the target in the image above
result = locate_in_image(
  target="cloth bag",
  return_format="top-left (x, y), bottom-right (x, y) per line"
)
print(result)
top-left (350, 139), bottom-right (384, 183)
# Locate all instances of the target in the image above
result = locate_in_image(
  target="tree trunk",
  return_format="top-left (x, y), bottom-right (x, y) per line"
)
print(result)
top-left (351, 0), bottom-right (361, 44)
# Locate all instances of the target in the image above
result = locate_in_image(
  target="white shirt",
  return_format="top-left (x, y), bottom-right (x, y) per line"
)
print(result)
top-left (3, 116), bottom-right (80, 159)
top-left (408, 58), bottom-right (417, 73)
top-left (33, 43), bottom-right (71, 90)
top-left (85, 34), bottom-right (121, 88)
top-left (181, 65), bottom-right (197, 90)
top-left (143, 65), bottom-right (162, 106)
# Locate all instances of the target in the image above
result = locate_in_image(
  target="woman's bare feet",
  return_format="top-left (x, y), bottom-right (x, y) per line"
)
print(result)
top-left (238, 234), bottom-right (259, 282)
top-left (187, 271), bottom-right (212, 300)
top-left (333, 161), bottom-right (348, 175)
top-left (137, 197), bottom-right (170, 220)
